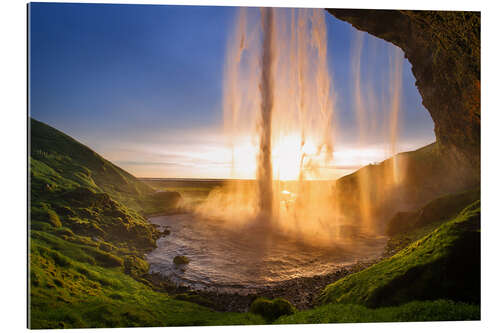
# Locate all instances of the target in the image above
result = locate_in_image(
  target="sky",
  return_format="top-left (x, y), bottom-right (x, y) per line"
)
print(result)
top-left (29, 3), bottom-right (436, 179)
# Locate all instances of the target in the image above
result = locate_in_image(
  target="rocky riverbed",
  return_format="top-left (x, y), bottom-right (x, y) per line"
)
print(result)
top-left (144, 258), bottom-right (380, 312)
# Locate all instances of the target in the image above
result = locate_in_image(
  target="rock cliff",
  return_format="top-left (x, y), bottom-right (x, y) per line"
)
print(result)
top-left (327, 9), bottom-right (480, 173)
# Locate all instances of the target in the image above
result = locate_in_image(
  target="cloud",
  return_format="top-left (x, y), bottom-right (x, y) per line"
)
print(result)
top-left (93, 123), bottom-right (435, 179)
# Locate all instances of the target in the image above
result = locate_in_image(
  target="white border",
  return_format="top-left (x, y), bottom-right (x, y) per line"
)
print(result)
top-left (1, 0), bottom-right (499, 332)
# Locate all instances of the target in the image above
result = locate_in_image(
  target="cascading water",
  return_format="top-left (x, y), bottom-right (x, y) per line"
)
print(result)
top-left (349, 29), bottom-right (405, 233)
top-left (197, 7), bottom-right (405, 242)
top-left (257, 7), bottom-right (275, 219)
top-left (197, 7), bottom-right (342, 244)
top-left (148, 7), bottom-right (407, 292)
top-left (388, 47), bottom-right (404, 184)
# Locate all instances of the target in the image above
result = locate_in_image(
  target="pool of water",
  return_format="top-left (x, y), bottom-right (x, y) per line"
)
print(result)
top-left (146, 214), bottom-right (386, 294)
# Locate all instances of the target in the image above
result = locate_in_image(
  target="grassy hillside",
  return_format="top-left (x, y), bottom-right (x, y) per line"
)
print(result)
top-left (29, 118), bottom-right (480, 327)
top-left (29, 118), bottom-right (257, 328)
top-left (384, 189), bottom-right (480, 256)
top-left (386, 188), bottom-right (480, 236)
top-left (334, 143), bottom-right (479, 232)
top-left (274, 198), bottom-right (480, 324)
top-left (275, 300), bottom-right (479, 324)
top-left (29, 229), bottom-right (264, 328)
top-left (30, 118), bottom-right (152, 208)
top-left (318, 200), bottom-right (480, 307)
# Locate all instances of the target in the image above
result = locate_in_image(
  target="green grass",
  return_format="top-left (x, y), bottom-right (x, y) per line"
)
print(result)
top-left (275, 199), bottom-right (481, 324)
top-left (30, 118), bottom-right (152, 207)
top-left (275, 300), bottom-right (479, 324)
top-left (250, 297), bottom-right (296, 322)
top-left (30, 118), bottom-right (178, 216)
top-left (139, 190), bottom-right (182, 216)
top-left (386, 188), bottom-right (479, 235)
top-left (29, 118), bottom-right (264, 328)
top-left (318, 201), bottom-right (480, 308)
top-left (30, 186), bottom-right (160, 252)
top-left (384, 188), bottom-right (480, 254)
top-left (29, 118), bottom-right (481, 327)
top-left (141, 180), bottom-right (222, 209)
top-left (30, 233), bottom-right (264, 328)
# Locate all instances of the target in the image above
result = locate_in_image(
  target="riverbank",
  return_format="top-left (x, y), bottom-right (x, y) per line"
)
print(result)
top-left (143, 257), bottom-right (381, 312)
top-left (143, 212), bottom-right (388, 312)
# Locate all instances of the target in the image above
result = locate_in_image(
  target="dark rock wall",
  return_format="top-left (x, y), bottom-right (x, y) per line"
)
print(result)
top-left (326, 9), bottom-right (480, 173)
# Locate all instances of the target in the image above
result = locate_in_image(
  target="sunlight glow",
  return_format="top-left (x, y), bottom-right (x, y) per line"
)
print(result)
top-left (108, 134), bottom-right (421, 180)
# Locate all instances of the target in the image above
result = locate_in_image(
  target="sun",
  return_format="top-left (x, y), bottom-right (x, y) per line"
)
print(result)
top-left (272, 133), bottom-right (317, 180)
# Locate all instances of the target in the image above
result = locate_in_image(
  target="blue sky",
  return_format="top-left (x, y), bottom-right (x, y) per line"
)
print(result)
top-left (29, 3), bottom-right (435, 179)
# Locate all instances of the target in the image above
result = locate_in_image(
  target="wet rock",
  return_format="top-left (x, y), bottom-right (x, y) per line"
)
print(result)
top-left (173, 255), bottom-right (190, 265)
top-left (161, 227), bottom-right (171, 236)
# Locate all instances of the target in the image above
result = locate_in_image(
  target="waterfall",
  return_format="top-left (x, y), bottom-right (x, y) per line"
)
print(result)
top-left (257, 7), bottom-right (275, 219)
top-left (197, 7), bottom-right (402, 244)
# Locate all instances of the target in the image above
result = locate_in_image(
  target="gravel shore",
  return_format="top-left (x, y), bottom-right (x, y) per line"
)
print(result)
top-left (144, 258), bottom-right (380, 312)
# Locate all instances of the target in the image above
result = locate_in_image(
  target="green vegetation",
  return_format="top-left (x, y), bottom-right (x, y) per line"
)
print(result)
top-left (319, 201), bottom-right (480, 308)
top-left (29, 118), bottom-right (480, 327)
top-left (276, 300), bottom-right (479, 324)
top-left (124, 255), bottom-right (150, 278)
top-left (30, 232), bottom-right (264, 328)
top-left (173, 293), bottom-right (215, 308)
top-left (142, 178), bottom-right (224, 208)
top-left (250, 297), bottom-right (296, 322)
top-left (275, 197), bottom-right (480, 323)
top-left (47, 208), bottom-right (62, 228)
top-left (29, 118), bottom-right (264, 328)
top-left (335, 142), bottom-right (479, 230)
top-left (385, 188), bottom-right (480, 255)
top-left (140, 190), bottom-right (182, 216)
top-left (386, 188), bottom-right (479, 236)
top-left (30, 118), bottom-right (179, 216)
top-left (31, 119), bottom-right (151, 208)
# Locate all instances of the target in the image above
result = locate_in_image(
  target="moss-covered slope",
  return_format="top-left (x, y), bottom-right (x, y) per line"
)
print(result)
top-left (30, 118), bottom-right (154, 208)
top-left (29, 118), bottom-right (480, 327)
top-left (29, 118), bottom-right (174, 251)
top-left (29, 118), bottom-right (259, 328)
top-left (29, 229), bottom-right (264, 328)
top-left (386, 188), bottom-right (479, 237)
top-left (318, 201), bottom-right (480, 308)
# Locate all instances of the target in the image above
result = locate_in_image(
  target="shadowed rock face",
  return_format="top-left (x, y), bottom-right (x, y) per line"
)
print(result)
top-left (326, 9), bottom-right (480, 172)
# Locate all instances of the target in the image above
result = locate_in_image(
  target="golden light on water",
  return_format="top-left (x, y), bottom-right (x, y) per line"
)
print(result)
top-left (95, 6), bottom-right (413, 248)
top-left (192, 6), bottom-right (409, 246)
